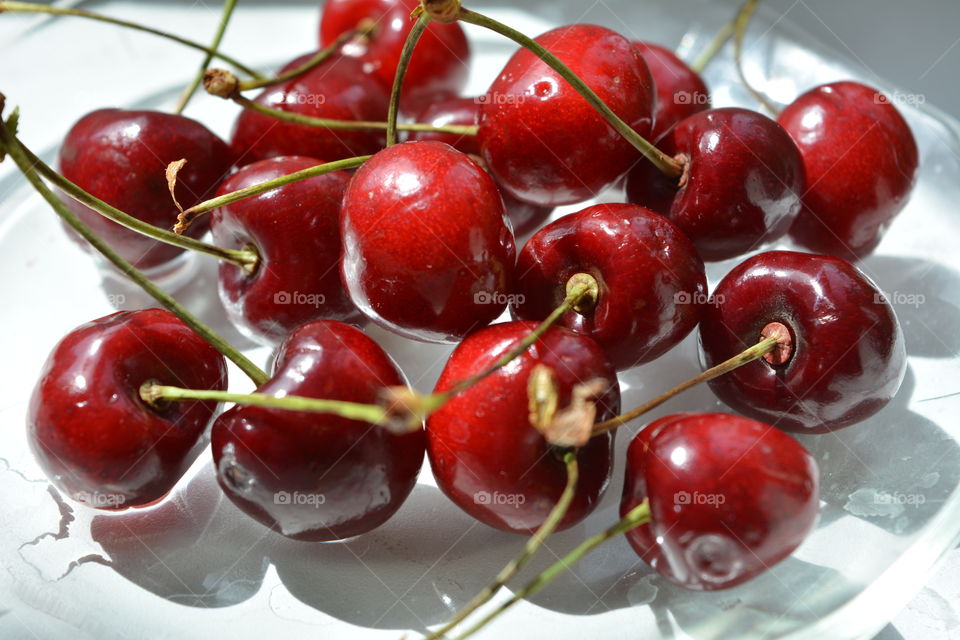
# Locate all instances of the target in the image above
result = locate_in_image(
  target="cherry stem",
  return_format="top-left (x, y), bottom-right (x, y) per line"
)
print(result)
top-left (0, 115), bottom-right (269, 386)
top-left (229, 95), bottom-right (478, 136)
top-left (174, 0), bottom-right (239, 115)
top-left (139, 382), bottom-right (389, 424)
top-left (689, 16), bottom-right (735, 73)
top-left (6, 128), bottom-right (259, 272)
top-left (426, 451), bottom-right (579, 640)
top-left (456, 7), bottom-right (684, 180)
top-left (451, 500), bottom-right (652, 640)
top-left (386, 10), bottom-right (431, 146)
top-left (0, 1), bottom-right (263, 80)
top-left (174, 155), bottom-right (372, 234)
top-left (733, 0), bottom-right (781, 115)
top-left (591, 334), bottom-right (780, 436)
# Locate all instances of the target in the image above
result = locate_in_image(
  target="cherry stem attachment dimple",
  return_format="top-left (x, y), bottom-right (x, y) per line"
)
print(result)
top-left (451, 500), bottom-right (652, 640)
top-left (174, 0), bottom-right (238, 115)
top-left (455, 7), bottom-right (684, 180)
top-left (733, 0), bottom-right (781, 115)
top-left (386, 9), bottom-right (430, 146)
top-left (426, 451), bottom-right (579, 640)
top-left (0, 114), bottom-right (269, 386)
top-left (591, 333), bottom-right (782, 436)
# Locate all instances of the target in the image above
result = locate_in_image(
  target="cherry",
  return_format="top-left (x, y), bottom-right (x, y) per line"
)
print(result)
top-left (211, 155), bottom-right (359, 344)
top-left (620, 412), bottom-right (819, 590)
top-left (319, 0), bottom-right (470, 111)
top-left (426, 321), bottom-right (619, 533)
top-left (58, 109), bottom-right (233, 270)
top-left (700, 250), bottom-right (906, 432)
top-left (478, 24), bottom-right (655, 207)
top-left (409, 95), bottom-right (553, 236)
top-left (28, 309), bottom-right (228, 509)
top-left (633, 41), bottom-right (711, 139)
top-left (626, 107), bottom-right (804, 261)
top-left (230, 54), bottom-right (388, 166)
top-left (777, 81), bottom-right (919, 260)
top-left (340, 140), bottom-right (516, 343)
top-left (511, 203), bottom-right (706, 370)
top-left (211, 320), bottom-right (424, 541)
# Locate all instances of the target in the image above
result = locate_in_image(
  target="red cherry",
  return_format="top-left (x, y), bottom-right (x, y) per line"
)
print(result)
top-left (633, 41), bottom-right (711, 139)
top-left (211, 320), bottom-right (424, 541)
top-left (700, 250), bottom-right (906, 432)
top-left (28, 309), bottom-right (228, 509)
top-left (211, 156), bottom-right (359, 344)
top-left (319, 0), bottom-right (470, 110)
top-left (478, 24), bottom-right (655, 207)
top-left (778, 81), bottom-right (919, 260)
top-left (621, 412), bottom-right (819, 590)
top-left (58, 109), bottom-right (233, 270)
top-left (511, 203), bottom-right (706, 370)
top-left (626, 107), bottom-right (804, 261)
top-left (410, 96), bottom-right (553, 236)
top-left (340, 140), bottom-right (516, 343)
top-left (230, 54), bottom-right (388, 165)
top-left (426, 321), bottom-right (619, 533)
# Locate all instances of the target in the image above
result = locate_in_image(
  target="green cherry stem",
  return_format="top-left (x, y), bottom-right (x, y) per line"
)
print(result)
top-left (174, 0), bottom-right (239, 115)
top-left (452, 500), bottom-right (652, 640)
top-left (8, 132), bottom-right (258, 272)
top-left (386, 10), bottom-right (431, 146)
top-left (0, 1), bottom-right (263, 80)
top-left (688, 16), bottom-right (735, 74)
top-left (733, 0), bottom-right (781, 115)
top-left (426, 451), bottom-right (579, 640)
top-left (456, 6), bottom-right (684, 180)
top-left (0, 115), bottom-right (269, 386)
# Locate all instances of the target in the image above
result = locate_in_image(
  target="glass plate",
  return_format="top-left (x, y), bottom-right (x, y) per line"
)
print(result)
top-left (1, 1), bottom-right (959, 638)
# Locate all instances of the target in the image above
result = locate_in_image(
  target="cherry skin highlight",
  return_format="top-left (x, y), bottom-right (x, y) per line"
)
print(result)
top-left (426, 322), bottom-right (620, 534)
top-left (58, 109), bottom-right (233, 269)
top-left (778, 81), bottom-right (919, 260)
top-left (699, 250), bottom-right (906, 432)
top-left (28, 309), bottom-right (228, 510)
top-left (511, 203), bottom-right (707, 370)
top-left (211, 320), bottom-right (425, 541)
top-left (633, 41), bottom-right (711, 139)
top-left (621, 412), bottom-right (819, 590)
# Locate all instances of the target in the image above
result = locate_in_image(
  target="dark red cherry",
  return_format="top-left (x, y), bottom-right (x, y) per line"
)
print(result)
top-left (511, 203), bottom-right (706, 370)
top-left (340, 140), bottom-right (516, 343)
top-left (426, 321), bottom-right (619, 533)
top-left (211, 320), bottom-right (424, 541)
top-left (58, 109), bottom-right (233, 270)
top-left (230, 54), bottom-right (388, 165)
top-left (777, 81), bottom-right (919, 260)
top-left (319, 0), bottom-right (470, 110)
top-left (700, 250), bottom-right (906, 432)
top-left (621, 412), bottom-right (819, 590)
top-left (211, 156), bottom-right (359, 344)
top-left (479, 24), bottom-right (655, 207)
top-left (626, 107), bottom-right (804, 261)
top-left (28, 309), bottom-right (228, 509)
top-left (409, 96), bottom-right (553, 236)
top-left (633, 41), bottom-right (710, 139)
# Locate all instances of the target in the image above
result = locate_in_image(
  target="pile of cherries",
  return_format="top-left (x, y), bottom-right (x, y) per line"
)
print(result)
top-left (11, 0), bottom-right (919, 633)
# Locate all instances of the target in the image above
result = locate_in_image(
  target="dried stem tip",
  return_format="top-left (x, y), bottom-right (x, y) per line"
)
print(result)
top-left (420, 0), bottom-right (461, 23)
top-left (203, 68), bottom-right (240, 99)
top-left (760, 321), bottom-right (793, 365)
top-left (377, 386), bottom-right (430, 434)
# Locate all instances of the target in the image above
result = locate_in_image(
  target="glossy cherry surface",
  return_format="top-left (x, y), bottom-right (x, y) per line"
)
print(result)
top-left (633, 41), bottom-right (711, 139)
top-left (426, 321), bottom-right (619, 534)
top-left (230, 54), bottom-right (388, 166)
top-left (211, 156), bottom-right (359, 344)
top-left (511, 203), bottom-right (706, 370)
top-left (700, 250), bottom-right (906, 432)
top-left (778, 81), bottom-right (919, 260)
top-left (28, 309), bottom-right (228, 509)
top-left (58, 109), bottom-right (233, 269)
top-left (212, 320), bottom-right (424, 541)
top-left (409, 96), bottom-right (553, 236)
top-left (319, 0), bottom-right (470, 111)
top-left (478, 24), bottom-right (655, 207)
top-left (620, 412), bottom-right (819, 590)
top-left (340, 140), bottom-right (516, 343)
top-left (626, 107), bottom-right (804, 261)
